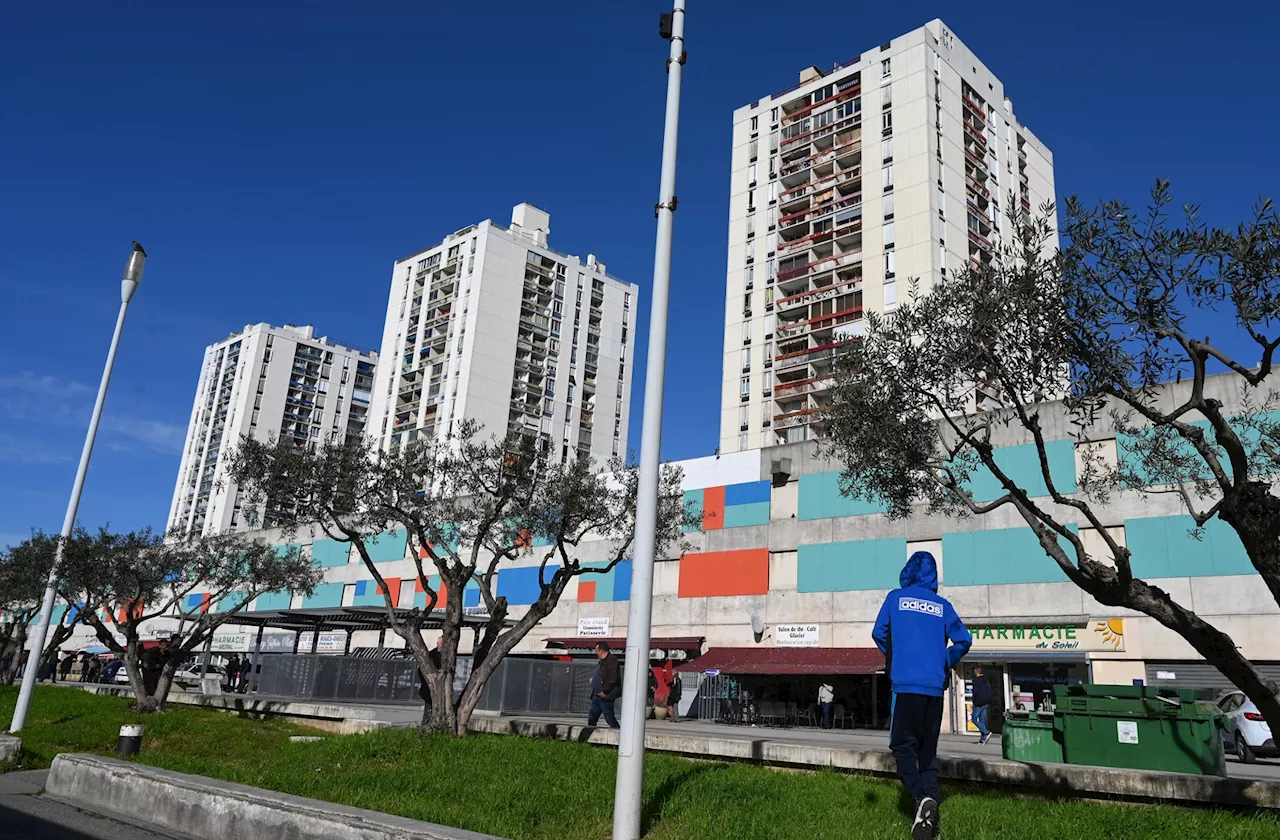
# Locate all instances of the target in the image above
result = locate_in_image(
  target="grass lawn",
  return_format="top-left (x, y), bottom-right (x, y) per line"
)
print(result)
top-left (4, 685), bottom-right (1280, 840)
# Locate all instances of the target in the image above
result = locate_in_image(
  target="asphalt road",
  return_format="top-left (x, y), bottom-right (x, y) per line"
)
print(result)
top-left (0, 771), bottom-right (179, 840)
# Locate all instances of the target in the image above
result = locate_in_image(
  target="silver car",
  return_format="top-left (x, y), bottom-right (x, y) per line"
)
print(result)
top-left (1218, 690), bottom-right (1276, 764)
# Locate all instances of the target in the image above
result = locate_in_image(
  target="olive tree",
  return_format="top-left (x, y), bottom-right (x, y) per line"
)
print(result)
top-left (228, 420), bottom-right (695, 735)
top-left (826, 183), bottom-right (1280, 725)
top-left (65, 528), bottom-right (321, 712)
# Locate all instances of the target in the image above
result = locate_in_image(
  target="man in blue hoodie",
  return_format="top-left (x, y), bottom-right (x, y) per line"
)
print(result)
top-left (873, 551), bottom-right (972, 840)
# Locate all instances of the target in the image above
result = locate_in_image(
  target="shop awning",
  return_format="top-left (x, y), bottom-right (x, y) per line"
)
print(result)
top-left (676, 647), bottom-right (885, 675)
top-left (545, 636), bottom-right (705, 653)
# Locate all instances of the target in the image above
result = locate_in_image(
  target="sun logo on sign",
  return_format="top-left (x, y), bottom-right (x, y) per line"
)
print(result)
top-left (1093, 619), bottom-right (1125, 650)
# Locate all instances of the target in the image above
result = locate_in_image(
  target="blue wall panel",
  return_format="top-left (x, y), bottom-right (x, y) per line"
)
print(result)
top-left (725, 480), bottom-right (772, 506)
top-left (496, 565), bottom-right (559, 606)
top-left (1124, 515), bottom-right (1254, 578)
top-left (797, 538), bottom-right (907, 592)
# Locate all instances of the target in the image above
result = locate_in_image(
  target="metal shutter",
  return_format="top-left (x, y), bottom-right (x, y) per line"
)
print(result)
top-left (1145, 661), bottom-right (1280, 693)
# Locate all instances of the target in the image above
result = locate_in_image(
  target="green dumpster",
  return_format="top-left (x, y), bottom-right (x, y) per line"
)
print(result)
top-left (1052, 684), bottom-right (1227, 776)
top-left (1002, 711), bottom-right (1064, 763)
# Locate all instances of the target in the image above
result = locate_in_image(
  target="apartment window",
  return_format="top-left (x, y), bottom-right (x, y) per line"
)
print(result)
top-left (740, 377), bottom-right (750, 400)
top-left (933, 52), bottom-right (941, 74)
top-left (882, 164), bottom-right (894, 192)
top-left (764, 313), bottom-right (776, 337)
top-left (767, 258), bottom-right (776, 280)
top-left (884, 280), bottom-right (897, 308)
top-left (939, 242), bottom-right (948, 275)
top-left (742, 347), bottom-right (751, 371)
top-left (745, 265), bottom-right (754, 288)
top-left (882, 139), bottom-right (893, 163)
top-left (743, 294), bottom-right (752, 317)
top-left (881, 58), bottom-right (891, 80)
top-left (938, 184), bottom-right (946, 219)
top-left (742, 321), bottom-right (751, 345)
top-left (882, 85), bottom-right (892, 109)
top-left (747, 189), bottom-right (755, 211)
top-left (746, 215), bottom-right (756, 239)
top-left (553, 301), bottom-right (563, 316)
top-left (882, 222), bottom-right (895, 248)
top-left (739, 405), bottom-right (749, 430)
top-left (749, 139), bottom-right (759, 161)
top-left (768, 181), bottom-right (779, 203)
top-left (748, 163), bottom-right (757, 185)
top-left (551, 318), bottom-right (561, 335)
top-left (750, 115), bottom-right (759, 131)
top-left (882, 111), bottom-right (893, 137)
top-left (770, 107), bottom-right (778, 123)
top-left (885, 251), bottom-right (897, 280)
top-left (623, 292), bottom-right (631, 309)
top-left (883, 193), bottom-right (895, 220)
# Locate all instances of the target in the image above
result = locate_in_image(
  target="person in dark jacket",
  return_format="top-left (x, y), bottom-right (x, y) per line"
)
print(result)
top-left (873, 551), bottom-right (972, 840)
top-left (971, 665), bottom-right (993, 745)
top-left (667, 669), bottom-right (683, 722)
top-left (224, 654), bottom-right (241, 691)
top-left (237, 654), bottom-right (253, 693)
top-left (58, 652), bottom-right (75, 682)
top-left (140, 639), bottom-right (172, 697)
top-left (587, 641), bottom-right (621, 728)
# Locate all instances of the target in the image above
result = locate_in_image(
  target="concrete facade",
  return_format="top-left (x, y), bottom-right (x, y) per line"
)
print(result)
top-left (369, 203), bottom-right (638, 464)
top-left (719, 19), bottom-right (1055, 453)
top-left (167, 323), bottom-right (377, 536)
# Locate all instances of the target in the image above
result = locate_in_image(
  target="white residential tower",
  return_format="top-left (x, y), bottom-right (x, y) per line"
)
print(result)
top-left (370, 203), bottom-right (638, 463)
top-left (167, 323), bottom-right (378, 535)
top-left (719, 20), bottom-right (1056, 452)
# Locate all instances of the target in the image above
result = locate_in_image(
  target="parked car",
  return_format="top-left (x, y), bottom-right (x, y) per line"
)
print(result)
top-left (1217, 690), bottom-right (1277, 763)
top-left (113, 662), bottom-right (223, 689)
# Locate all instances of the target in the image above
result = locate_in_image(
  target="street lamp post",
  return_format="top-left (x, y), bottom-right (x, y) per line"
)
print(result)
top-left (612, 4), bottom-right (686, 839)
top-left (8, 242), bottom-right (147, 734)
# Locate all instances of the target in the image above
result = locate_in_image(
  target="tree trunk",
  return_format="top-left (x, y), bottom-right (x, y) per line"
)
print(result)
top-left (122, 647), bottom-right (160, 713)
top-left (1124, 577), bottom-right (1280, 726)
top-left (1217, 480), bottom-right (1280, 610)
top-left (5, 627), bottom-right (28, 685)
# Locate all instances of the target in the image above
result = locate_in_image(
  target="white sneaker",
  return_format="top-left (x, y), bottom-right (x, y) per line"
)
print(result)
top-left (911, 797), bottom-right (939, 840)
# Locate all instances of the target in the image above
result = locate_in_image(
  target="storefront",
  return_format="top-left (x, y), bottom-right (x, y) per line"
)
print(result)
top-left (953, 617), bottom-right (1128, 735)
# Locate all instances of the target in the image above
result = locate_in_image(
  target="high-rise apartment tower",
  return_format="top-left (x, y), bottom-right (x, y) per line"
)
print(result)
top-left (167, 323), bottom-right (378, 535)
top-left (719, 20), bottom-right (1055, 452)
top-left (370, 203), bottom-right (638, 464)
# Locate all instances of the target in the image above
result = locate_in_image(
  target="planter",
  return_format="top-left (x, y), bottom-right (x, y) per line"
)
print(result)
top-left (654, 706), bottom-right (669, 720)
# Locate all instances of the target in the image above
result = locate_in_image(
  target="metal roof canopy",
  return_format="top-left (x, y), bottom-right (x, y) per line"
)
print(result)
top-left (545, 636), bottom-right (705, 653)
top-left (216, 607), bottom-right (512, 633)
top-left (677, 646), bottom-right (886, 675)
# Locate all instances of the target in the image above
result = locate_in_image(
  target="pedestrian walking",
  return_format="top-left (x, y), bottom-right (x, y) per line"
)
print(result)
top-left (971, 665), bottom-right (992, 745)
top-left (667, 670), bottom-right (683, 722)
top-left (140, 638), bottom-right (173, 698)
top-left (586, 641), bottom-right (621, 729)
top-left (873, 551), bottom-right (972, 840)
top-left (237, 653), bottom-right (253, 693)
top-left (224, 654), bottom-right (240, 691)
top-left (0, 650), bottom-right (12, 678)
top-left (58, 652), bottom-right (74, 682)
top-left (86, 657), bottom-right (103, 684)
top-left (818, 682), bottom-right (835, 729)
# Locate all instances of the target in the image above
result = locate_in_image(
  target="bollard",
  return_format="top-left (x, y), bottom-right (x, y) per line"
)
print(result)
top-left (117, 724), bottom-right (144, 757)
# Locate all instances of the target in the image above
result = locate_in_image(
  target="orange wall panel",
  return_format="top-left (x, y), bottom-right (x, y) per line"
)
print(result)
top-left (678, 548), bottom-right (769, 598)
top-left (701, 485), bottom-right (725, 531)
top-left (577, 581), bottom-right (597, 603)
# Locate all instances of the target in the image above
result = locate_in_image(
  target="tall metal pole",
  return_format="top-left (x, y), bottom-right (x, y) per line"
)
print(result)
top-left (612, 4), bottom-right (685, 838)
top-left (8, 243), bottom-right (147, 734)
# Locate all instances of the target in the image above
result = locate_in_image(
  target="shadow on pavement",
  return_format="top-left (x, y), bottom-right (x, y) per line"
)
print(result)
top-left (0, 802), bottom-right (114, 840)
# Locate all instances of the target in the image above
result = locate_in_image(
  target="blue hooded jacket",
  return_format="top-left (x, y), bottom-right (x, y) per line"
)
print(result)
top-left (872, 551), bottom-right (972, 697)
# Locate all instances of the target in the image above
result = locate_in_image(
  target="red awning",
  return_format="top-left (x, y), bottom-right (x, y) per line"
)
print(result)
top-left (544, 636), bottom-right (705, 653)
top-left (676, 647), bottom-right (885, 675)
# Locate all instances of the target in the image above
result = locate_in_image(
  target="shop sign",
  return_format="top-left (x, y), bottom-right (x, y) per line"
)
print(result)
top-left (775, 624), bottom-right (820, 648)
top-left (295, 632), bottom-right (347, 654)
top-left (578, 617), bottom-right (610, 638)
top-left (210, 633), bottom-right (250, 653)
top-left (968, 619), bottom-right (1125, 653)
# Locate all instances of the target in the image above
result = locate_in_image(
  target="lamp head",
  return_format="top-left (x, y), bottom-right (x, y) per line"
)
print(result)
top-left (122, 241), bottom-right (147, 303)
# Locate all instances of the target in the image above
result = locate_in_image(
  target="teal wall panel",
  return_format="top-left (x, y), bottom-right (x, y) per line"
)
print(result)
top-left (798, 471), bottom-right (887, 520)
top-left (683, 489), bottom-right (704, 532)
top-left (309, 539), bottom-right (350, 568)
top-left (941, 526), bottom-right (1077, 586)
top-left (1124, 515), bottom-right (1254, 578)
top-left (724, 501), bottom-right (771, 528)
top-left (366, 529), bottom-right (408, 564)
top-left (797, 537), bottom-right (907, 592)
top-left (255, 590), bottom-right (292, 611)
top-left (302, 582), bottom-right (344, 609)
top-left (965, 440), bottom-right (1077, 502)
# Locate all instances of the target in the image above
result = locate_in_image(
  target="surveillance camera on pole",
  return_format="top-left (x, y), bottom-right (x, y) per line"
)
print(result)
top-left (611, 4), bottom-right (686, 839)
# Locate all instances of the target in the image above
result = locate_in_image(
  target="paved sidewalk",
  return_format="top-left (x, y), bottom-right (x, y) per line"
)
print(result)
top-left (0, 771), bottom-right (178, 840)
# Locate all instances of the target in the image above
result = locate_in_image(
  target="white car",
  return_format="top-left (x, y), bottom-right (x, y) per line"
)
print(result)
top-left (112, 663), bottom-right (222, 689)
top-left (1218, 690), bottom-right (1276, 764)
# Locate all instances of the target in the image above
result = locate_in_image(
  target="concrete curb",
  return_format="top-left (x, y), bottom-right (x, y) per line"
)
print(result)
top-left (467, 716), bottom-right (1280, 810)
top-left (0, 733), bottom-right (20, 764)
top-left (74, 684), bottom-right (392, 734)
top-left (46, 753), bottom-right (508, 840)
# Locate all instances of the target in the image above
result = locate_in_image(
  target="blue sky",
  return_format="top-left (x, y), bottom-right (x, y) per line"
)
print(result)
top-left (1, 2), bottom-right (1276, 545)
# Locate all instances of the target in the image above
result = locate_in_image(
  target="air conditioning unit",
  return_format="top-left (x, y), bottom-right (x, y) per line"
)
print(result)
top-left (770, 457), bottom-right (793, 488)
